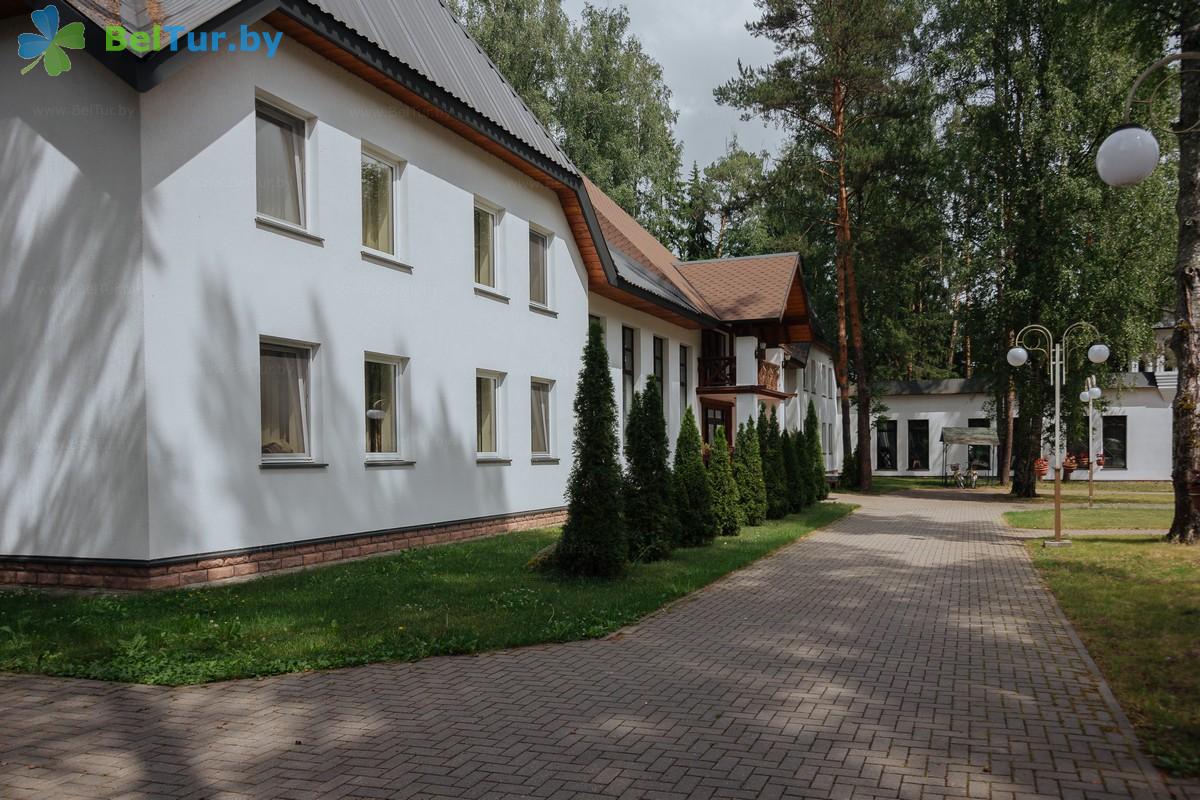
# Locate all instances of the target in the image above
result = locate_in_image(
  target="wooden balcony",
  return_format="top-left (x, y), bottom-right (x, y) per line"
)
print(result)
top-left (698, 357), bottom-right (782, 393)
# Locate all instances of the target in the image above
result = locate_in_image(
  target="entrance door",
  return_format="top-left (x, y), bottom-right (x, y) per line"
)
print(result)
top-left (701, 402), bottom-right (734, 448)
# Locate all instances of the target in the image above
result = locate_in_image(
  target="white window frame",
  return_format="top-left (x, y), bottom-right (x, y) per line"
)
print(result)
top-left (254, 98), bottom-right (309, 230)
top-left (528, 225), bottom-right (553, 310)
top-left (476, 369), bottom-right (506, 459)
top-left (364, 353), bottom-right (409, 462)
top-left (474, 199), bottom-right (503, 292)
top-left (360, 146), bottom-right (400, 258)
top-left (259, 336), bottom-right (319, 464)
top-left (530, 377), bottom-right (555, 457)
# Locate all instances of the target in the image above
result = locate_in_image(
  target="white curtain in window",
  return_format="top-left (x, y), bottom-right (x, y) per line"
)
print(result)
top-left (261, 344), bottom-right (309, 455)
top-left (531, 382), bottom-right (551, 454)
top-left (477, 376), bottom-right (497, 453)
top-left (256, 105), bottom-right (304, 225)
top-left (362, 154), bottom-right (394, 253)
top-left (365, 361), bottom-right (397, 454)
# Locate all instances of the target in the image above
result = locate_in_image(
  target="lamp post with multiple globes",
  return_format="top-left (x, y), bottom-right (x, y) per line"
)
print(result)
top-left (1008, 323), bottom-right (1110, 546)
top-left (1079, 377), bottom-right (1103, 509)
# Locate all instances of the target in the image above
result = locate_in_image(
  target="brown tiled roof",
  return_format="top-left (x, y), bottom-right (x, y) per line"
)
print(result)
top-left (675, 253), bottom-right (801, 321)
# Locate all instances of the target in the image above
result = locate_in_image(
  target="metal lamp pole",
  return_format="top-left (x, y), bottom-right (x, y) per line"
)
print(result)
top-left (1079, 377), bottom-right (1102, 509)
top-left (1008, 323), bottom-right (1110, 546)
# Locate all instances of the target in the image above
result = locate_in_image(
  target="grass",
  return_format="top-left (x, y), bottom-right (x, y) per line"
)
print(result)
top-left (1028, 537), bottom-right (1200, 776)
top-left (848, 476), bottom-right (1174, 506)
top-left (1005, 507), bottom-right (1173, 530)
top-left (841, 475), bottom-right (948, 494)
top-left (0, 503), bottom-right (856, 686)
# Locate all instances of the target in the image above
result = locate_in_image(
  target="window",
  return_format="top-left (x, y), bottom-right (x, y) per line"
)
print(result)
top-left (588, 314), bottom-right (601, 330)
top-left (1102, 416), bottom-right (1127, 469)
top-left (255, 101), bottom-right (305, 226)
top-left (261, 341), bottom-right (312, 459)
top-left (361, 151), bottom-right (395, 254)
top-left (529, 230), bottom-right (548, 307)
top-left (907, 420), bottom-right (929, 471)
top-left (703, 404), bottom-right (731, 447)
top-left (679, 345), bottom-right (689, 421)
top-left (531, 379), bottom-right (553, 456)
top-left (968, 417), bottom-right (992, 471)
top-left (476, 372), bottom-right (502, 455)
top-left (474, 206), bottom-right (496, 287)
top-left (653, 336), bottom-right (666, 416)
top-left (622, 327), bottom-right (636, 425)
top-left (876, 419), bottom-right (898, 470)
top-left (364, 358), bottom-right (399, 456)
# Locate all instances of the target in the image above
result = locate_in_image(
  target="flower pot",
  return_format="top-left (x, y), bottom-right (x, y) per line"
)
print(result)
top-left (1034, 459), bottom-right (1049, 479)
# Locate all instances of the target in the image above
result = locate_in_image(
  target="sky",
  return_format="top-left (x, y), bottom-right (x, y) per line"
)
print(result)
top-left (559, 0), bottom-right (790, 171)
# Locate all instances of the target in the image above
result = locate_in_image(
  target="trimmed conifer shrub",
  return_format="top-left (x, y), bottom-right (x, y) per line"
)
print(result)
top-left (623, 377), bottom-right (674, 561)
top-left (733, 420), bottom-right (767, 526)
top-left (805, 400), bottom-right (830, 499)
top-left (707, 425), bottom-right (741, 536)
top-left (758, 405), bottom-right (789, 519)
top-left (793, 424), bottom-right (815, 508)
top-left (672, 406), bottom-right (717, 546)
top-left (557, 322), bottom-right (627, 577)
top-left (781, 428), bottom-right (803, 512)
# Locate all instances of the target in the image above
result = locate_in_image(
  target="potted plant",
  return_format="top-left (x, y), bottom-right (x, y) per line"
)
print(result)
top-left (1034, 457), bottom-right (1049, 479)
top-left (1063, 454), bottom-right (1078, 473)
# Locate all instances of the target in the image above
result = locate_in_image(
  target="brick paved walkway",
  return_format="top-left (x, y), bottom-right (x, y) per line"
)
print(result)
top-left (0, 492), bottom-right (1182, 800)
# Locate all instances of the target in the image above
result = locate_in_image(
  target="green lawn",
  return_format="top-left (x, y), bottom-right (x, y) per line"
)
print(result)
top-left (1029, 480), bottom-right (1174, 506)
top-left (1028, 537), bottom-right (1200, 776)
top-left (1005, 507), bottom-right (1173, 530)
top-left (0, 503), bottom-right (855, 686)
top-left (840, 475), bottom-right (948, 494)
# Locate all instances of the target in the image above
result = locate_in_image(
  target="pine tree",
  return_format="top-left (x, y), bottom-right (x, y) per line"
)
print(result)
top-left (707, 426), bottom-right (741, 536)
top-left (793, 424), bottom-right (815, 509)
top-left (806, 400), bottom-right (829, 500)
top-left (758, 405), bottom-right (788, 519)
top-left (680, 161), bottom-right (714, 261)
top-left (673, 406), bottom-right (717, 546)
top-left (781, 428), bottom-right (803, 512)
top-left (623, 377), bottom-right (674, 561)
top-left (558, 322), bottom-right (627, 576)
top-left (733, 421), bottom-right (768, 526)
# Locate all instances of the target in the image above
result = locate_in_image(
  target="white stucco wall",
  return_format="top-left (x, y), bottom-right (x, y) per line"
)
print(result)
top-left (0, 26), bottom-right (150, 560)
top-left (868, 393), bottom-right (994, 478)
top-left (783, 345), bottom-right (842, 473)
top-left (587, 294), bottom-right (702, 454)
top-left (129, 27), bottom-right (588, 559)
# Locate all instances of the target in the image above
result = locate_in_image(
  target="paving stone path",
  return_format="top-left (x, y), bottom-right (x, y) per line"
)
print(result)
top-left (0, 492), bottom-right (1184, 800)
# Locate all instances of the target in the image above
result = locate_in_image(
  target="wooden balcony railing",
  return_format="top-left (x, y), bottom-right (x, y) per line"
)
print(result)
top-left (698, 356), bottom-right (782, 392)
top-left (698, 356), bottom-right (736, 388)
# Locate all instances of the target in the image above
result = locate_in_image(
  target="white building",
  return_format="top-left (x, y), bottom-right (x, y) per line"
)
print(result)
top-left (866, 330), bottom-right (1175, 483)
top-left (0, 0), bottom-right (840, 589)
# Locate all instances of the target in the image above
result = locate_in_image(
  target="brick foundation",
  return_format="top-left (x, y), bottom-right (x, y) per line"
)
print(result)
top-left (0, 508), bottom-right (567, 591)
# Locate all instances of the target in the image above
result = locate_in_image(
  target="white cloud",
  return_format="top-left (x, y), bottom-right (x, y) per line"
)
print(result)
top-left (560, 0), bottom-right (789, 170)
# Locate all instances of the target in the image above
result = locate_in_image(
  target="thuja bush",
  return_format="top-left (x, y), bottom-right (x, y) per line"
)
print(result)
top-left (807, 400), bottom-right (830, 501)
top-left (673, 406), bottom-right (717, 546)
top-left (759, 405), bottom-right (789, 519)
top-left (707, 425), bottom-right (741, 536)
top-left (793, 424), bottom-right (815, 509)
top-left (557, 322), bottom-right (627, 577)
top-left (623, 378), bottom-right (674, 561)
top-left (733, 420), bottom-right (767, 525)
top-left (781, 428), bottom-right (803, 512)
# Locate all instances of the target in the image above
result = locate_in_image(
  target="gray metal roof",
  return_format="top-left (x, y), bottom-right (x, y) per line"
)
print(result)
top-left (309, 0), bottom-right (575, 173)
top-left (610, 247), bottom-right (704, 315)
top-left (940, 427), bottom-right (999, 446)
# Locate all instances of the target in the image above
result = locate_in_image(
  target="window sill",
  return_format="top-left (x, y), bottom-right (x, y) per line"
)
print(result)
top-left (365, 458), bottom-right (416, 468)
top-left (255, 215), bottom-right (325, 246)
top-left (361, 249), bottom-right (414, 273)
top-left (473, 285), bottom-right (510, 304)
top-left (476, 456), bottom-right (512, 465)
top-left (531, 456), bottom-right (560, 465)
top-left (261, 461), bottom-right (329, 470)
top-left (529, 303), bottom-right (558, 318)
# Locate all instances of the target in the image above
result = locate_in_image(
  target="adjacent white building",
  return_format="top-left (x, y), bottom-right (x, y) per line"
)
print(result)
top-left (0, 0), bottom-right (839, 589)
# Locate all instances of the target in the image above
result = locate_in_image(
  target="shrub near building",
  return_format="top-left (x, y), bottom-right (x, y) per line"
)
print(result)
top-left (673, 407), bottom-right (717, 546)
top-left (759, 405), bottom-right (789, 519)
top-left (557, 323), bottom-right (627, 577)
top-left (623, 378), bottom-right (674, 561)
top-left (734, 420), bottom-right (768, 526)
top-left (805, 400), bottom-right (829, 500)
top-left (707, 425), bottom-right (741, 536)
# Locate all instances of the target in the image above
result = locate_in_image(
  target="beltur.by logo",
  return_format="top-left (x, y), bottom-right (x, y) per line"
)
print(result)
top-left (106, 23), bottom-right (283, 57)
top-left (17, 5), bottom-right (84, 77)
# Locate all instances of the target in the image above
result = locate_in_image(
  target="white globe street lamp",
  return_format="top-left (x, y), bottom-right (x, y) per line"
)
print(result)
top-left (1081, 376), bottom-right (1104, 508)
top-left (1089, 385), bottom-right (1102, 401)
top-left (1096, 53), bottom-right (1200, 187)
top-left (1008, 321), bottom-right (1108, 544)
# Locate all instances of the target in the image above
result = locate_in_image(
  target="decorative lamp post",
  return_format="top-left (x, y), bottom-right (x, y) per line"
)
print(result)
top-left (1096, 53), bottom-right (1200, 187)
top-left (1078, 377), bottom-right (1103, 509)
top-left (1008, 323), bottom-right (1109, 546)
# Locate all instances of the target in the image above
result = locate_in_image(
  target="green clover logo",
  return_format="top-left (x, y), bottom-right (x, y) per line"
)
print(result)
top-left (17, 5), bottom-right (84, 77)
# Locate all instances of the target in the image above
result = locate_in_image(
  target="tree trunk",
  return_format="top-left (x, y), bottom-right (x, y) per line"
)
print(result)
top-left (1010, 413), bottom-right (1042, 498)
top-left (1000, 381), bottom-right (1016, 487)
top-left (832, 79), bottom-right (854, 473)
top-left (1168, 13), bottom-right (1200, 544)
